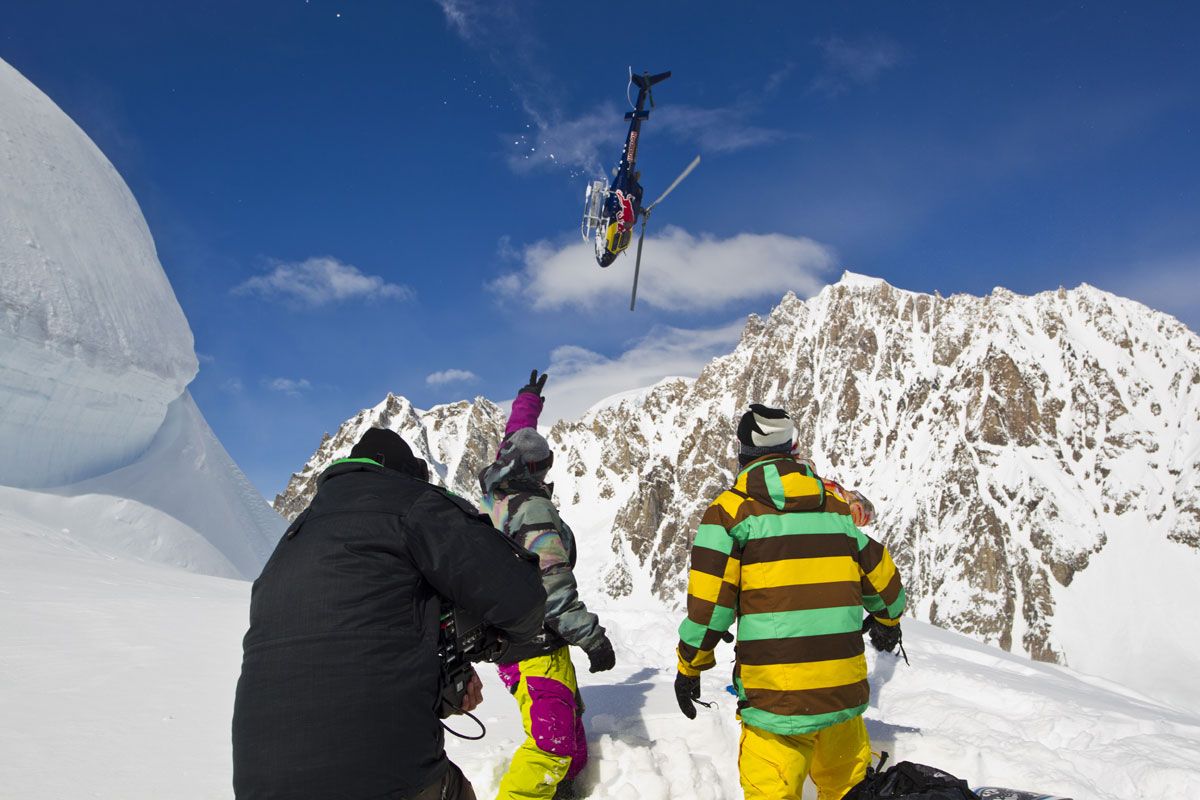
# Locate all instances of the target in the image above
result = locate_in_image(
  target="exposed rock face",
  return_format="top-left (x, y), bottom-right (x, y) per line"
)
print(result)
top-left (274, 274), bottom-right (1200, 670)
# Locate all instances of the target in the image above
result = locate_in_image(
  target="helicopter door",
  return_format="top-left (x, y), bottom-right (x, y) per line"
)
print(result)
top-left (581, 180), bottom-right (609, 242)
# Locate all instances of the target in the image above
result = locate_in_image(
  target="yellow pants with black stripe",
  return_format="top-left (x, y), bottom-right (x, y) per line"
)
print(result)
top-left (738, 716), bottom-right (870, 800)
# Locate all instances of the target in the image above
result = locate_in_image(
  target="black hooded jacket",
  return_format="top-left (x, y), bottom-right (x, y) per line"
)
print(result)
top-left (232, 459), bottom-right (546, 799)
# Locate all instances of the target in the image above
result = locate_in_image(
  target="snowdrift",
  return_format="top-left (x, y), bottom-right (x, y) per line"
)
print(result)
top-left (0, 391), bottom-right (279, 579)
top-left (0, 57), bottom-right (196, 489)
top-left (0, 56), bottom-right (281, 578)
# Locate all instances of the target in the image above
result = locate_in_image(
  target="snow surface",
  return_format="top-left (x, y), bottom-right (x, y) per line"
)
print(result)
top-left (0, 57), bottom-right (197, 487)
top-left (835, 270), bottom-right (891, 289)
top-left (0, 391), bottom-right (281, 579)
top-left (0, 56), bottom-right (281, 579)
top-left (3, 521), bottom-right (1199, 799)
top-left (579, 377), bottom-right (694, 420)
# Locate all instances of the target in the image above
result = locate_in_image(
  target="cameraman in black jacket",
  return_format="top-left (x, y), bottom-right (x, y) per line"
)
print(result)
top-left (232, 429), bottom-right (547, 800)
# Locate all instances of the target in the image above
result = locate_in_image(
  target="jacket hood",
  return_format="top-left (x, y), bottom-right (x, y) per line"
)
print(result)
top-left (733, 454), bottom-right (826, 513)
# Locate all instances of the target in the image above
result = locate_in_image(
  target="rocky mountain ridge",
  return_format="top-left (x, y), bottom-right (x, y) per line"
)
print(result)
top-left (275, 273), bottom-right (1200, 681)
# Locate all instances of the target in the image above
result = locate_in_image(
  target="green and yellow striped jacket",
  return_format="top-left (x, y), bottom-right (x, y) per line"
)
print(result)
top-left (676, 454), bottom-right (905, 735)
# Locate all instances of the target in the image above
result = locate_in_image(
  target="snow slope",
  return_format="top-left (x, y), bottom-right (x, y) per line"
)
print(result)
top-left (0, 392), bottom-right (279, 579)
top-left (0, 57), bottom-right (196, 488)
top-left (2, 519), bottom-right (1198, 799)
top-left (0, 56), bottom-right (282, 578)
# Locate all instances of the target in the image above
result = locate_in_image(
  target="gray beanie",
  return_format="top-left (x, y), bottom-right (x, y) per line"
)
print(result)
top-left (504, 428), bottom-right (553, 476)
top-left (479, 427), bottom-right (555, 494)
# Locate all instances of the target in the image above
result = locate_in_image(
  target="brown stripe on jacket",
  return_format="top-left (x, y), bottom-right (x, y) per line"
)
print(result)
top-left (723, 494), bottom-right (826, 525)
top-left (740, 533), bottom-right (858, 565)
top-left (690, 546), bottom-right (729, 578)
top-left (822, 492), bottom-right (853, 517)
top-left (697, 627), bottom-right (727, 652)
top-left (740, 581), bottom-right (863, 616)
top-left (858, 538), bottom-right (886, 575)
top-left (743, 680), bottom-right (871, 717)
top-left (686, 584), bottom-right (738, 623)
top-left (874, 570), bottom-right (903, 610)
top-left (700, 500), bottom-right (738, 529)
top-left (744, 468), bottom-right (770, 508)
top-left (736, 631), bottom-right (866, 666)
top-left (687, 595), bottom-right (717, 627)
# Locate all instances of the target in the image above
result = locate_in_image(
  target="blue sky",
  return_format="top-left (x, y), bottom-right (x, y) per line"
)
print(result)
top-left (4, 1), bottom-right (1198, 498)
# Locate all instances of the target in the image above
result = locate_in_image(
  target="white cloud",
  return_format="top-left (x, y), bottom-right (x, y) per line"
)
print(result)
top-left (434, 0), bottom-right (474, 38)
top-left (811, 35), bottom-right (903, 96)
top-left (426, 369), bottom-right (479, 386)
top-left (764, 62), bottom-right (796, 95)
top-left (653, 104), bottom-right (788, 154)
top-left (220, 377), bottom-right (243, 394)
top-left (505, 105), bottom-right (619, 175)
top-left (487, 226), bottom-right (836, 312)
top-left (506, 101), bottom-right (787, 176)
top-left (434, 2), bottom-right (787, 175)
top-left (434, 0), bottom-right (524, 47)
top-left (233, 257), bottom-right (413, 308)
top-left (266, 378), bottom-right (312, 397)
top-left (1093, 253), bottom-right (1200, 331)
top-left (539, 321), bottom-right (746, 424)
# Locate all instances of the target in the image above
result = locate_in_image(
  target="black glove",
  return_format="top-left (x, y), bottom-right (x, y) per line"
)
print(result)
top-left (586, 636), bottom-right (615, 673)
top-left (674, 671), bottom-right (701, 719)
top-left (519, 369), bottom-right (548, 397)
top-left (864, 616), bottom-right (901, 653)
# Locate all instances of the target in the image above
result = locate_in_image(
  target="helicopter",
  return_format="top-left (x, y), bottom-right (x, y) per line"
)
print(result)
top-left (581, 68), bottom-right (700, 310)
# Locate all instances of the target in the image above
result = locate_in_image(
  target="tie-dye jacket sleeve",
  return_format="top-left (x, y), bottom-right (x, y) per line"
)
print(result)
top-left (507, 494), bottom-right (606, 652)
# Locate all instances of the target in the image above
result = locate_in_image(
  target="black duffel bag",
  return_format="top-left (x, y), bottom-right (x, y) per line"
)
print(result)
top-left (844, 753), bottom-right (980, 800)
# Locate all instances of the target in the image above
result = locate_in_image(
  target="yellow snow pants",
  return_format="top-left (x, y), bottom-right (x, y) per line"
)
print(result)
top-left (495, 647), bottom-right (586, 799)
top-left (738, 715), bottom-right (871, 800)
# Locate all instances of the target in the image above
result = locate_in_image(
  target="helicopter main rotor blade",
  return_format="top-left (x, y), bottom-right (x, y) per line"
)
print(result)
top-left (646, 155), bottom-right (701, 212)
top-left (630, 217), bottom-right (649, 311)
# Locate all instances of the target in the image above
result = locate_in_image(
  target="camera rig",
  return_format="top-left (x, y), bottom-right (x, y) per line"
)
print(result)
top-left (437, 601), bottom-right (505, 728)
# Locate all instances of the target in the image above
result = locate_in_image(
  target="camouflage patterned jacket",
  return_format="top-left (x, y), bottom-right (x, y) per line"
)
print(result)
top-left (481, 484), bottom-right (605, 658)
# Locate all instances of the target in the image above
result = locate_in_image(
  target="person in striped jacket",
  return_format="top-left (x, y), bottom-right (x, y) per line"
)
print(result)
top-left (674, 403), bottom-right (906, 800)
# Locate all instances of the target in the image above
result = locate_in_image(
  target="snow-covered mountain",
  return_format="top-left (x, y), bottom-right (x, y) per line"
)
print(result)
top-left (273, 393), bottom-right (507, 521)
top-left (277, 273), bottom-right (1200, 711)
top-left (0, 56), bottom-right (281, 578)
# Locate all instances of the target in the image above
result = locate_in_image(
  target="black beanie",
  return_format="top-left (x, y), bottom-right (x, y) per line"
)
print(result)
top-left (350, 428), bottom-right (429, 481)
